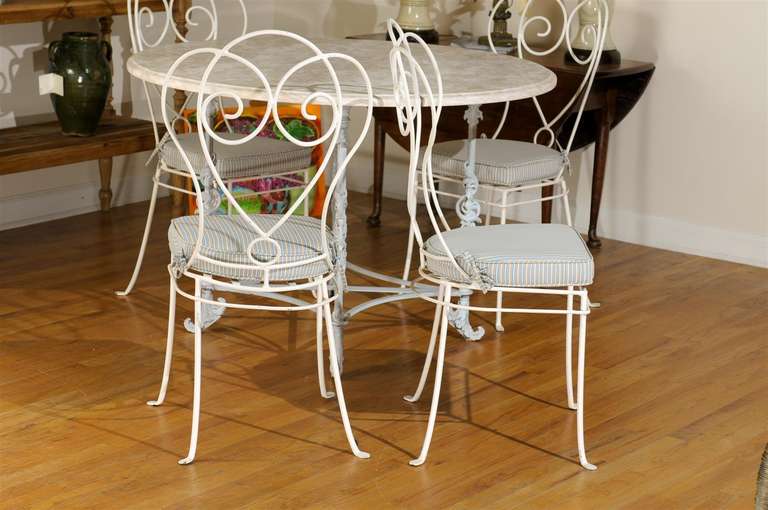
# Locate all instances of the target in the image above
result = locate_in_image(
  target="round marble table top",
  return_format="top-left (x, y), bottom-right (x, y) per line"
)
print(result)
top-left (127, 37), bottom-right (556, 108)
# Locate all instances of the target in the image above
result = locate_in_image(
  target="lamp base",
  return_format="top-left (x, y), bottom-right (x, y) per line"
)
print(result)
top-left (566, 48), bottom-right (622, 66)
top-left (478, 33), bottom-right (517, 49)
top-left (386, 28), bottom-right (440, 44)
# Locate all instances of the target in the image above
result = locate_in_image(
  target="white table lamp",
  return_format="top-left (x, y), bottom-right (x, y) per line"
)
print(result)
top-left (570, 0), bottom-right (621, 64)
top-left (394, 0), bottom-right (439, 43)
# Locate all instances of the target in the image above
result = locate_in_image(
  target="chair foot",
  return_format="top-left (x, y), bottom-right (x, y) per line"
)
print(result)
top-left (403, 394), bottom-right (419, 403)
top-left (178, 456), bottom-right (195, 465)
top-left (408, 287), bottom-right (452, 468)
top-left (320, 281), bottom-right (369, 459)
top-left (146, 399), bottom-right (163, 407)
top-left (580, 460), bottom-right (598, 471)
top-left (354, 449), bottom-right (372, 459)
top-left (495, 292), bottom-right (504, 332)
top-left (321, 390), bottom-right (336, 399)
top-left (115, 290), bottom-right (129, 297)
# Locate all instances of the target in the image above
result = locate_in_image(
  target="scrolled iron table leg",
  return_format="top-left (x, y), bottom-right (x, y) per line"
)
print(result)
top-left (447, 105), bottom-right (486, 342)
top-left (330, 107), bottom-right (352, 372)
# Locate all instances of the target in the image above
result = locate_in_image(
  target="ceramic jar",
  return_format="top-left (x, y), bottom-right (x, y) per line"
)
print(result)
top-left (48, 32), bottom-right (112, 136)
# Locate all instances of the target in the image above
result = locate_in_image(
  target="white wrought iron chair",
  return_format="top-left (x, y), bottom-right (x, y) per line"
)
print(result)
top-left (407, 0), bottom-right (608, 333)
top-left (118, 0), bottom-right (316, 297)
top-left (149, 30), bottom-right (374, 464)
top-left (387, 17), bottom-right (598, 470)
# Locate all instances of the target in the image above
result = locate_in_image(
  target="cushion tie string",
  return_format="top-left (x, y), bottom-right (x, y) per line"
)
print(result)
top-left (455, 251), bottom-right (495, 293)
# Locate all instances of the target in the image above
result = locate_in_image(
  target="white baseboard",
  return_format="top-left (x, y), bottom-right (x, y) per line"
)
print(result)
top-left (361, 182), bottom-right (768, 269)
top-left (0, 170), bottom-right (165, 231)
top-left (598, 209), bottom-right (768, 268)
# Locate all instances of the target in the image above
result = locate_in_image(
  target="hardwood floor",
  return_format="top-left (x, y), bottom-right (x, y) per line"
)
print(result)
top-left (1, 193), bottom-right (766, 509)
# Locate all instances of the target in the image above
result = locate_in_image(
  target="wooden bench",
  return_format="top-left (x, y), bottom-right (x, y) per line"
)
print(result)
top-left (0, 0), bottom-right (180, 212)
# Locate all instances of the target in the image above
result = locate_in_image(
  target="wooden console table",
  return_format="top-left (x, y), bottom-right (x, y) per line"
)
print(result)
top-left (352, 34), bottom-right (655, 248)
top-left (0, 0), bottom-right (176, 212)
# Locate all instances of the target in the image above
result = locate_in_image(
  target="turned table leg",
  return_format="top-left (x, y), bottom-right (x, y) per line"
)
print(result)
top-left (98, 16), bottom-right (116, 122)
top-left (541, 184), bottom-right (553, 223)
top-left (97, 16), bottom-right (114, 212)
top-left (367, 119), bottom-right (386, 227)
top-left (588, 89), bottom-right (617, 248)
top-left (98, 157), bottom-right (113, 211)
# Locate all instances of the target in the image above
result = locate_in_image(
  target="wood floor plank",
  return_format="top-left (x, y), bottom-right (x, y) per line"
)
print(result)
top-left (1, 193), bottom-right (766, 509)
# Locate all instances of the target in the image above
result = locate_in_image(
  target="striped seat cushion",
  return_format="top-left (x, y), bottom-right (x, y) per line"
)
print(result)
top-left (168, 214), bottom-right (334, 281)
top-left (160, 133), bottom-right (313, 180)
top-left (424, 224), bottom-right (593, 288)
top-left (431, 139), bottom-right (565, 187)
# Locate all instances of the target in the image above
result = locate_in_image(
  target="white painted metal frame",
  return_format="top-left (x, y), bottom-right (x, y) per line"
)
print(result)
top-left (417, 0), bottom-right (609, 333)
top-left (340, 30), bottom-right (483, 344)
top-left (388, 17), bottom-right (598, 470)
top-left (149, 30), bottom-right (374, 465)
top-left (117, 0), bottom-right (314, 297)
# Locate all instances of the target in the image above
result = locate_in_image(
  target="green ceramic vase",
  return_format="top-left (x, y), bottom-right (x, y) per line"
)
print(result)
top-left (48, 32), bottom-right (112, 137)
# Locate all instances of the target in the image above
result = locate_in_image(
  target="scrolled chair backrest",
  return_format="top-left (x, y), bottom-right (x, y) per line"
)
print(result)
top-left (159, 30), bottom-right (374, 283)
top-left (127, 0), bottom-right (248, 54)
top-left (128, 0), bottom-right (248, 140)
top-left (387, 20), bottom-right (487, 288)
top-left (486, 0), bottom-right (609, 155)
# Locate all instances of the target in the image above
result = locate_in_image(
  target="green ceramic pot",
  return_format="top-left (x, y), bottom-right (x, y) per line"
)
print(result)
top-left (48, 32), bottom-right (112, 137)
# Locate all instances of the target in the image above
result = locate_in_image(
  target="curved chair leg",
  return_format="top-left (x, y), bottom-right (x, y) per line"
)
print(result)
top-left (401, 222), bottom-right (416, 286)
top-left (179, 279), bottom-right (203, 465)
top-left (576, 292), bottom-right (597, 470)
top-left (561, 179), bottom-right (573, 227)
top-left (495, 191), bottom-right (509, 332)
top-left (404, 284), bottom-right (445, 403)
top-left (410, 285), bottom-right (452, 467)
top-left (321, 282), bottom-right (370, 459)
top-left (316, 287), bottom-right (335, 399)
top-left (116, 176), bottom-right (160, 297)
top-left (494, 292), bottom-right (505, 333)
top-left (148, 273), bottom-right (178, 406)
top-left (565, 287), bottom-right (576, 409)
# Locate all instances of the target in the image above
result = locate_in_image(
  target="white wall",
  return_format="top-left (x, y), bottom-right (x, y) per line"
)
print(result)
top-left (2, 1), bottom-right (767, 268)
top-left (580, 0), bottom-right (768, 267)
top-left (273, 0), bottom-right (768, 267)
top-left (469, 0), bottom-right (768, 267)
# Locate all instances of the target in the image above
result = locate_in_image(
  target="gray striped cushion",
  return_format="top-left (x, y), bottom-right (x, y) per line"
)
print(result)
top-left (431, 139), bottom-right (565, 186)
top-left (168, 214), bottom-right (334, 281)
top-left (424, 224), bottom-right (593, 288)
top-left (160, 133), bottom-right (313, 179)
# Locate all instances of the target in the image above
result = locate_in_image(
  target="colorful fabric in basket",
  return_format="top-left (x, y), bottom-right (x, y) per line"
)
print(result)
top-left (182, 102), bottom-right (325, 217)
